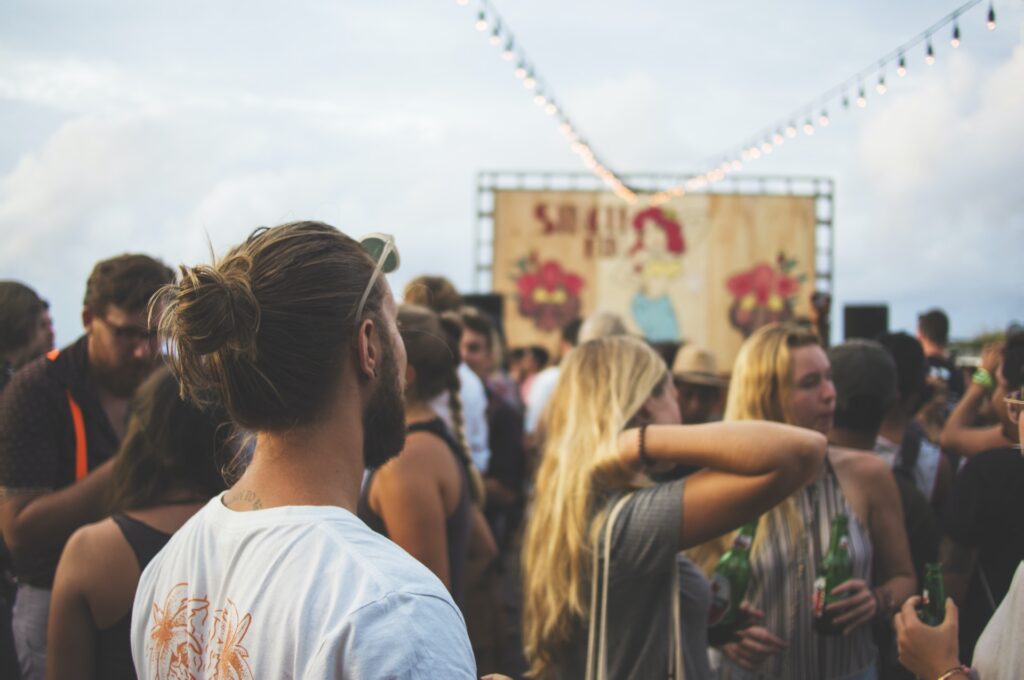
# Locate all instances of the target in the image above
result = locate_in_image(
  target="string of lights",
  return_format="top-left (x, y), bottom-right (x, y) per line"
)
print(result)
top-left (456, 0), bottom-right (638, 203)
top-left (649, 0), bottom-right (998, 204)
top-left (459, 0), bottom-right (999, 205)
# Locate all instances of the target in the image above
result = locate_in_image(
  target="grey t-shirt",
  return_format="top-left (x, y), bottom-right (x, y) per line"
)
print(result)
top-left (556, 479), bottom-right (712, 679)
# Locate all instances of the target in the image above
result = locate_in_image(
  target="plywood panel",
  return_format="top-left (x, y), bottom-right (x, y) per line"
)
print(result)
top-left (492, 191), bottom-right (816, 369)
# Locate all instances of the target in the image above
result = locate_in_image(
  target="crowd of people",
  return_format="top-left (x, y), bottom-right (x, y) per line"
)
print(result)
top-left (0, 221), bottom-right (1020, 680)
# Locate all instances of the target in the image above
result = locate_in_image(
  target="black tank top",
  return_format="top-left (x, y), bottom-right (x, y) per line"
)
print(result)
top-left (95, 514), bottom-right (172, 680)
top-left (357, 418), bottom-right (473, 607)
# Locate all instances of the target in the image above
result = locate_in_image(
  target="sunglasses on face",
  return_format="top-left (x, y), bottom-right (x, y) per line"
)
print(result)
top-left (1006, 390), bottom-right (1024, 425)
top-left (356, 233), bottom-right (400, 321)
top-left (97, 315), bottom-right (157, 344)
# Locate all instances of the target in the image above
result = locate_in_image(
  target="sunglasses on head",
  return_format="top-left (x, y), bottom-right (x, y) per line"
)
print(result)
top-left (355, 233), bottom-right (400, 321)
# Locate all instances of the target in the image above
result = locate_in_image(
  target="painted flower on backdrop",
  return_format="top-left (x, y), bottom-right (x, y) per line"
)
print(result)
top-left (726, 253), bottom-right (806, 338)
top-left (514, 252), bottom-right (584, 332)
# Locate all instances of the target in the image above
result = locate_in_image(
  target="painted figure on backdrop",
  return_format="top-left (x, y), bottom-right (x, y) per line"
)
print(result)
top-left (514, 252), bottom-right (585, 333)
top-left (625, 207), bottom-right (686, 343)
top-left (726, 252), bottom-right (806, 338)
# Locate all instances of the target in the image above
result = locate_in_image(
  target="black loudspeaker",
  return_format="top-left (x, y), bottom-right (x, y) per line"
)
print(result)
top-left (843, 304), bottom-right (889, 341)
top-left (462, 294), bottom-right (505, 336)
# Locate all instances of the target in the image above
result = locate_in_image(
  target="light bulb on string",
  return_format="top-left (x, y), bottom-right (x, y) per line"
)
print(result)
top-left (926, 40), bottom-right (936, 65)
top-left (856, 86), bottom-right (867, 108)
top-left (876, 75), bottom-right (887, 95)
top-left (750, 146), bottom-right (762, 159)
top-left (987, 3), bottom-right (996, 30)
top-left (545, 102), bottom-right (558, 116)
top-left (502, 40), bottom-right (515, 61)
top-left (533, 93), bottom-right (546, 107)
top-left (803, 119), bottom-right (815, 135)
top-left (475, 11), bottom-right (488, 32)
top-left (489, 25), bottom-right (502, 46)
top-left (741, 149), bottom-right (752, 162)
top-left (514, 62), bottom-right (527, 79)
top-left (523, 71), bottom-right (536, 90)
top-left (897, 53), bottom-right (907, 77)
top-left (818, 110), bottom-right (830, 127)
top-left (785, 122), bottom-right (798, 138)
top-left (761, 140), bottom-right (774, 154)
top-left (773, 130), bottom-right (785, 145)
top-left (456, 0), bottom-right (469, 5)
top-left (731, 160), bottom-right (743, 172)
top-left (559, 121), bottom-right (572, 135)
top-left (951, 22), bottom-right (960, 48)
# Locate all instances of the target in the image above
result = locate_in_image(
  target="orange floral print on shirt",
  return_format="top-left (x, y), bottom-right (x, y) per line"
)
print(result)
top-left (147, 583), bottom-right (254, 679)
top-left (148, 583), bottom-right (210, 679)
top-left (207, 600), bottom-right (254, 679)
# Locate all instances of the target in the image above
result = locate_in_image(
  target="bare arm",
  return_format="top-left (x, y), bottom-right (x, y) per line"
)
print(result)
top-left (864, 459), bottom-right (917, 617)
top-left (619, 421), bottom-right (826, 549)
top-left (941, 343), bottom-right (1011, 458)
top-left (1, 458), bottom-right (116, 565)
top-left (46, 528), bottom-right (99, 680)
top-left (940, 383), bottom-right (1012, 457)
top-left (372, 441), bottom-right (452, 590)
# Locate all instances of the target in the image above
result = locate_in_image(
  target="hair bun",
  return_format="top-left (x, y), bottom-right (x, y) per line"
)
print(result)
top-left (175, 262), bottom-right (261, 358)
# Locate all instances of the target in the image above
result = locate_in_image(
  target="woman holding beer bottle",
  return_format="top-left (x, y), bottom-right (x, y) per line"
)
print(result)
top-left (690, 323), bottom-right (915, 679)
top-left (520, 335), bottom-right (826, 679)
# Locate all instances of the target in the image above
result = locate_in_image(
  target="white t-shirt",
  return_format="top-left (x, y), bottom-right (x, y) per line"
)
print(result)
top-left (524, 365), bottom-right (560, 435)
top-left (131, 494), bottom-right (476, 679)
top-left (973, 560), bottom-right (1024, 680)
top-left (431, 362), bottom-right (491, 472)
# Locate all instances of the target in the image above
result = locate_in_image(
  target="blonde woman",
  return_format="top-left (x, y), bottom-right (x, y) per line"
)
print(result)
top-left (695, 323), bottom-right (915, 679)
top-left (521, 335), bottom-right (826, 679)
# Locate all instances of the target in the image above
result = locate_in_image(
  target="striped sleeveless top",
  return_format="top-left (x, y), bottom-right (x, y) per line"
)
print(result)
top-left (719, 457), bottom-right (877, 680)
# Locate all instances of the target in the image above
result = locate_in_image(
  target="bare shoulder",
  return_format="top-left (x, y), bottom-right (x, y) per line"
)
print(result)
top-left (59, 518), bottom-right (134, 587)
top-left (376, 429), bottom-right (454, 484)
top-left (830, 446), bottom-right (892, 483)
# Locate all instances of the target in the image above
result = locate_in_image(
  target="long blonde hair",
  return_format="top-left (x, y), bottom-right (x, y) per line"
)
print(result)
top-left (688, 322), bottom-right (821, 574)
top-left (521, 336), bottom-right (668, 678)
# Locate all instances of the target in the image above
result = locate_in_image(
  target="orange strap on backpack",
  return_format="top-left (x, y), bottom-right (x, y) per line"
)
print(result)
top-left (46, 349), bottom-right (89, 482)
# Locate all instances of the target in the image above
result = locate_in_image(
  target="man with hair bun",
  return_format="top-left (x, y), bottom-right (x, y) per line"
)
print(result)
top-left (0, 254), bottom-right (174, 679)
top-left (131, 223), bottom-right (475, 678)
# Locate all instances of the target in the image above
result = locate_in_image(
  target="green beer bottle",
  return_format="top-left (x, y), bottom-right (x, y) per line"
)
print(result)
top-left (919, 563), bottom-right (946, 625)
top-left (813, 514), bottom-right (853, 636)
top-left (708, 520), bottom-right (758, 638)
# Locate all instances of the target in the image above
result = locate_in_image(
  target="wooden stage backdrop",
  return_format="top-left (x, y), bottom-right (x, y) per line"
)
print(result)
top-left (491, 190), bottom-right (817, 369)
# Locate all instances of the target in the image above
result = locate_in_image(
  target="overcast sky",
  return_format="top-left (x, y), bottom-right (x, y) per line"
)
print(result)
top-left (2, 0), bottom-right (1022, 345)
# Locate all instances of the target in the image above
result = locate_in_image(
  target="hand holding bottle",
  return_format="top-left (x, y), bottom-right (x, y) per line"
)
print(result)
top-left (824, 578), bottom-right (877, 634)
top-left (893, 596), bottom-right (961, 679)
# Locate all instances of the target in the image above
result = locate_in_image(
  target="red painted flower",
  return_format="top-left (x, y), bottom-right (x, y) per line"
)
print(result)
top-left (726, 263), bottom-right (800, 306)
top-left (516, 258), bottom-right (584, 332)
top-left (726, 259), bottom-right (804, 338)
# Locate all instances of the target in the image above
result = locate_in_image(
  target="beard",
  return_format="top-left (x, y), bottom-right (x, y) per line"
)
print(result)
top-left (362, 339), bottom-right (406, 470)
top-left (93, 354), bottom-right (160, 398)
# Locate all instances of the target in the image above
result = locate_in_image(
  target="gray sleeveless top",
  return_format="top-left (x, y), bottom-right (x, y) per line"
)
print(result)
top-left (719, 456), bottom-right (876, 680)
top-left (357, 418), bottom-right (473, 607)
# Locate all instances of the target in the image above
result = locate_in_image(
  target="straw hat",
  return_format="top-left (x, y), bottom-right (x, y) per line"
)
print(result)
top-left (671, 345), bottom-right (727, 387)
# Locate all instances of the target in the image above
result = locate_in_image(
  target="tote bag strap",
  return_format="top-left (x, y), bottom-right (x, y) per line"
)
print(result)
top-left (667, 554), bottom-right (685, 679)
top-left (585, 492), bottom-right (634, 680)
